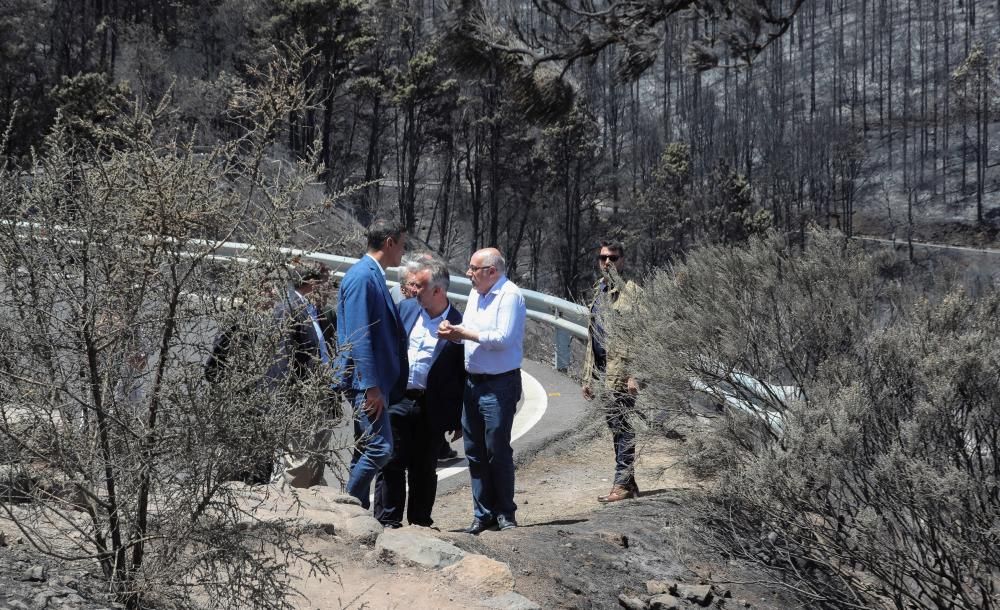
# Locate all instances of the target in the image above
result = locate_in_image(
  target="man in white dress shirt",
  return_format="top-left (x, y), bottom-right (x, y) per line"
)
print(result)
top-left (438, 247), bottom-right (526, 533)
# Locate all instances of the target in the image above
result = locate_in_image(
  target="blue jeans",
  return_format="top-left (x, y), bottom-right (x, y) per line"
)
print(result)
top-left (346, 390), bottom-right (393, 508)
top-left (462, 371), bottom-right (521, 521)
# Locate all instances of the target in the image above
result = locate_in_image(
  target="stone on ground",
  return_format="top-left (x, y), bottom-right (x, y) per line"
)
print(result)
top-left (649, 593), bottom-right (683, 609)
top-left (645, 579), bottom-right (670, 595)
top-left (232, 483), bottom-right (383, 543)
top-left (618, 593), bottom-right (648, 609)
top-left (338, 515), bottom-right (383, 544)
top-left (375, 527), bottom-right (466, 569)
top-left (441, 554), bottom-right (514, 595)
top-left (480, 591), bottom-right (541, 609)
top-left (670, 582), bottom-right (714, 606)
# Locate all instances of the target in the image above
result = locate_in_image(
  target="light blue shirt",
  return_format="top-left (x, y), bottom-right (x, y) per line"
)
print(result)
top-left (463, 276), bottom-right (526, 375)
top-left (407, 305), bottom-right (451, 390)
top-left (296, 289), bottom-right (330, 365)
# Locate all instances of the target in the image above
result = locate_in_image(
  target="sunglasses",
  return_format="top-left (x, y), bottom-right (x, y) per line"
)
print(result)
top-left (598, 254), bottom-right (620, 262)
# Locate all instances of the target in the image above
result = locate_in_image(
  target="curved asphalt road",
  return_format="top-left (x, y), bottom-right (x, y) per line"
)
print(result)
top-left (433, 359), bottom-right (589, 496)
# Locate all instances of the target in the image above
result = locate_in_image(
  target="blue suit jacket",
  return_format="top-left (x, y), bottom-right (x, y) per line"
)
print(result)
top-left (335, 256), bottom-right (408, 403)
top-left (398, 298), bottom-right (466, 431)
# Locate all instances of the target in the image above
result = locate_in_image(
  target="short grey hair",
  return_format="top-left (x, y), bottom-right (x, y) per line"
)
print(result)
top-left (399, 252), bottom-right (423, 282)
top-left (422, 259), bottom-right (450, 292)
top-left (407, 254), bottom-right (449, 292)
top-left (480, 250), bottom-right (506, 275)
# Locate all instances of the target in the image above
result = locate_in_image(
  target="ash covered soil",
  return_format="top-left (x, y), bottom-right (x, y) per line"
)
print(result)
top-left (423, 417), bottom-right (799, 610)
top-left (0, 536), bottom-right (118, 609)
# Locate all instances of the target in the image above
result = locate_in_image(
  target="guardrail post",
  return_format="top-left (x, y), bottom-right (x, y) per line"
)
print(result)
top-left (554, 327), bottom-right (572, 372)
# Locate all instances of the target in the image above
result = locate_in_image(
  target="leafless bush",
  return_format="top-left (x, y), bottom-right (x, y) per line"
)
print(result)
top-left (615, 229), bottom-right (1000, 608)
top-left (0, 45), bottom-right (350, 609)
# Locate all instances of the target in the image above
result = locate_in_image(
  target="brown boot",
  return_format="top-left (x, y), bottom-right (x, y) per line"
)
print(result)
top-left (598, 484), bottom-right (637, 503)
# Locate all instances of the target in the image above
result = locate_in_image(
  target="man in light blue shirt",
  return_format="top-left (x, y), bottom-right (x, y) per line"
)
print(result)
top-left (438, 247), bottom-right (526, 533)
top-left (373, 257), bottom-right (465, 528)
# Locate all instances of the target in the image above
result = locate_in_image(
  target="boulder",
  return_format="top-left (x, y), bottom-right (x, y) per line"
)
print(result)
top-left (375, 527), bottom-right (466, 569)
top-left (618, 593), bottom-right (648, 610)
top-left (645, 580), bottom-right (670, 595)
top-left (19, 565), bottom-right (47, 582)
top-left (32, 590), bottom-right (56, 608)
top-left (480, 592), bottom-right (541, 609)
top-left (337, 515), bottom-right (383, 544)
top-left (670, 583), bottom-right (714, 606)
top-left (441, 554), bottom-right (514, 595)
top-left (649, 593), bottom-right (682, 610)
top-left (332, 503), bottom-right (370, 518)
top-left (302, 485), bottom-right (361, 506)
top-left (233, 484), bottom-right (383, 542)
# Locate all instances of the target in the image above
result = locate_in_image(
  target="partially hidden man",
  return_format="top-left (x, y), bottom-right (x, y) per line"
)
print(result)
top-left (373, 256), bottom-right (465, 528)
top-left (334, 220), bottom-right (408, 507)
top-left (583, 239), bottom-right (643, 503)
top-left (266, 262), bottom-right (337, 488)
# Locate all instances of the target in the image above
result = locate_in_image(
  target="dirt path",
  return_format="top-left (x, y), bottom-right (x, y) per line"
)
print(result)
top-left (290, 416), bottom-right (798, 609)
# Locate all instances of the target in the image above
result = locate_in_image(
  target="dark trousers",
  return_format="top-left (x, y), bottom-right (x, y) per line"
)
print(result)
top-left (373, 397), bottom-right (438, 527)
top-left (236, 415), bottom-right (273, 485)
top-left (462, 372), bottom-right (521, 521)
top-left (605, 392), bottom-right (637, 487)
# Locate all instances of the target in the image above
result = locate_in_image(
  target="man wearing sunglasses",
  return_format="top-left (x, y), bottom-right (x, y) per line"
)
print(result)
top-left (583, 239), bottom-right (642, 503)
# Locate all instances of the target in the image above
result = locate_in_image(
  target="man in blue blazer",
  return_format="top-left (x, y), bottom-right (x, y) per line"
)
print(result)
top-left (335, 220), bottom-right (408, 507)
top-left (373, 257), bottom-right (465, 528)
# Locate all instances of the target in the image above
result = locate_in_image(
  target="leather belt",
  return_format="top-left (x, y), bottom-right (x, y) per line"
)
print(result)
top-left (404, 388), bottom-right (425, 400)
top-left (467, 368), bottom-right (520, 383)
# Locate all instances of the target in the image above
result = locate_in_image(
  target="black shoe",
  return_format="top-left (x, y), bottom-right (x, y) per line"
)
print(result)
top-left (438, 445), bottom-right (458, 460)
top-left (462, 517), bottom-right (497, 534)
top-left (497, 514), bottom-right (518, 531)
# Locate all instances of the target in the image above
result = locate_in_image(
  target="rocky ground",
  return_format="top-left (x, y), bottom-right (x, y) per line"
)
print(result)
top-left (0, 532), bottom-right (119, 610)
top-left (0, 413), bottom-right (798, 610)
top-left (282, 413), bottom-right (798, 610)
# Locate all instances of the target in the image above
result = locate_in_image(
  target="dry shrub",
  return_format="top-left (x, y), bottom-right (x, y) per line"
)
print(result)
top-left (615, 229), bottom-right (1000, 608)
top-left (0, 44), bottom-right (350, 609)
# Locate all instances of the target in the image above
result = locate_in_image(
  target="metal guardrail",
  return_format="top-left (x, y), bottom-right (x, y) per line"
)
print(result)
top-left (4, 222), bottom-right (590, 370)
top-left (205, 241), bottom-right (590, 370)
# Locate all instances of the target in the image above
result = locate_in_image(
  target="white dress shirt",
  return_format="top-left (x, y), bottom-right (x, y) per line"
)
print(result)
top-left (462, 276), bottom-right (526, 375)
top-left (294, 290), bottom-right (327, 355)
top-left (407, 305), bottom-right (451, 390)
top-left (365, 253), bottom-right (386, 278)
